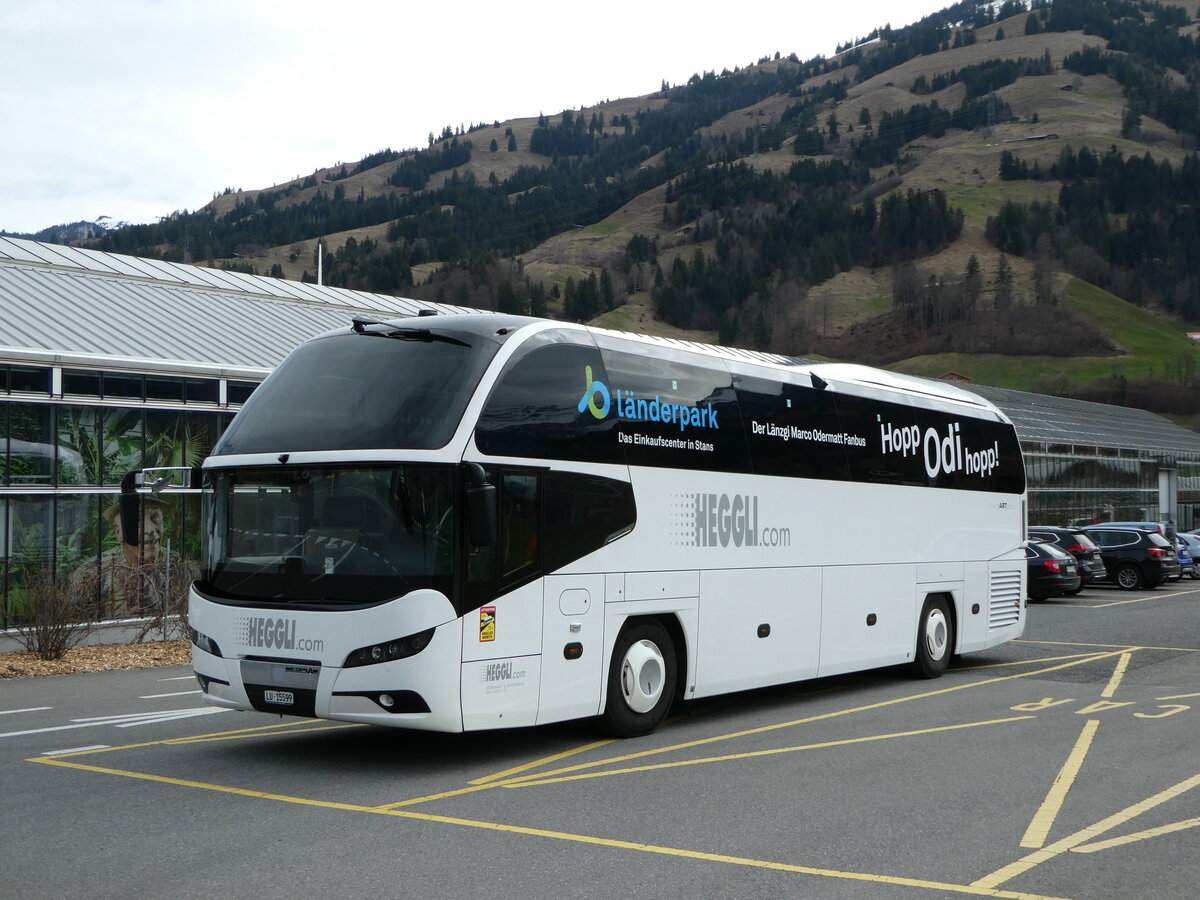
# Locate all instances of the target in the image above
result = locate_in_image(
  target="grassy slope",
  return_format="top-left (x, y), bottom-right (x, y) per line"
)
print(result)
top-left (887, 277), bottom-right (1200, 389)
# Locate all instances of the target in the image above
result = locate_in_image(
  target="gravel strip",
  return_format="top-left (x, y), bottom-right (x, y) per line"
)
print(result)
top-left (0, 639), bottom-right (191, 678)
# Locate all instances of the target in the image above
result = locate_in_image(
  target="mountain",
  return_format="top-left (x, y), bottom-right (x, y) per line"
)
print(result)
top-left (71, 0), bottom-right (1200, 416)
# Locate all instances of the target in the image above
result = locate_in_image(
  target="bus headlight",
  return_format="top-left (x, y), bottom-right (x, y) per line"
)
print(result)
top-left (190, 627), bottom-right (223, 658)
top-left (343, 627), bottom-right (435, 668)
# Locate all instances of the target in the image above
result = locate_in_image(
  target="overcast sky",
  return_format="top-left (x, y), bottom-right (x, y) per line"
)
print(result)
top-left (0, 0), bottom-right (940, 235)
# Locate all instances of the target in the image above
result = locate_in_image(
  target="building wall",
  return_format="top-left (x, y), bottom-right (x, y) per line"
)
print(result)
top-left (1, 360), bottom-right (253, 627)
top-left (1025, 446), bottom-right (1200, 531)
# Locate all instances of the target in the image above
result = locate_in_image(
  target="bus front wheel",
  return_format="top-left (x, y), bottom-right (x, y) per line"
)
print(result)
top-left (913, 595), bottom-right (952, 679)
top-left (603, 620), bottom-right (677, 738)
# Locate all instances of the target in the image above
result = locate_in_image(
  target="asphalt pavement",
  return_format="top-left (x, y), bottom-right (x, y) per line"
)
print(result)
top-left (2, 580), bottom-right (1197, 899)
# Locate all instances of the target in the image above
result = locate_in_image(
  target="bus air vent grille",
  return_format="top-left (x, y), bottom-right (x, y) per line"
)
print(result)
top-left (988, 570), bottom-right (1022, 629)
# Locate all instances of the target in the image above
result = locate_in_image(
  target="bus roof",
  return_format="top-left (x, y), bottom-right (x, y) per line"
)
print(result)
top-left (581, 324), bottom-right (1002, 417)
top-left (314, 312), bottom-right (1006, 422)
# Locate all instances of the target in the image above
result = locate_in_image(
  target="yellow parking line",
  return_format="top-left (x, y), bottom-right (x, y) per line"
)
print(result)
top-left (468, 738), bottom-right (616, 786)
top-left (973, 773), bottom-right (1200, 889)
top-left (1019, 720), bottom-right (1100, 849)
top-left (167, 723), bottom-right (364, 745)
top-left (1071, 816), bottom-right (1200, 853)
top-left (28, 755), bottom-right (373, 811)
top-left (1157, 585), bottom-right (1200, 598)
top-left (1014, 639), bottom-right (1199, 652)
top-left (24, 721), bottom-right (339, 759)
top-left (1100, 651), bottom-right (1138, 698)
top-left (1089, 597), bottom-right (1158, 608)
top-left (502, 651), bottom-right (1128, 787)
top-left (503, 717), bottom-right (1036, 789)
top-left (374, 784), bottom-right (496, 810)
top-left (27, 755), bottom-right (1074, 900)
top-left (956, 651), bottom-right (1115, 671)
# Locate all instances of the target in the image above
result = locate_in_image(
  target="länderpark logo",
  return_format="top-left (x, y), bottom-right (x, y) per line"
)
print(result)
top-left (578, 366), bottom-right (719, 431)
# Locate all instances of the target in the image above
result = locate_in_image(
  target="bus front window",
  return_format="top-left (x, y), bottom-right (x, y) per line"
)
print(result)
top-left (200, 465), bottom-right (453, 606)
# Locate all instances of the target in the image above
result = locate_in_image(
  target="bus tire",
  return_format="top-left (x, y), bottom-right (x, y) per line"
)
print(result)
top-left (913, 595), bottom-right (952, 679)
top-left (603, 620), bottom-right (677, 738)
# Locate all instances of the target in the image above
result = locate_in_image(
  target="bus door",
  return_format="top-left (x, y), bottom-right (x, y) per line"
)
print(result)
top-left (460, 469), bottom-right (545, 730)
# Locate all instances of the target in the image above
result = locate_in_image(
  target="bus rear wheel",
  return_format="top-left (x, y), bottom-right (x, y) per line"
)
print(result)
top-left (913, 595), bottom-right (952, 679)
top-left (603, 620), bottom-right (677, 738)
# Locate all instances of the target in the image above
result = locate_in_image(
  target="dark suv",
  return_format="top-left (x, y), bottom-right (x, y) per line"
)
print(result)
top-left (1080, 526), bottom-right (1180, 589)
top-left (1028, 525), bottom-right (1106, 591)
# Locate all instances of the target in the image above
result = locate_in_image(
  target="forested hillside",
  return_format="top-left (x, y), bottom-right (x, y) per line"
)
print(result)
top-left (59, 0), bottom-right (1200, 413)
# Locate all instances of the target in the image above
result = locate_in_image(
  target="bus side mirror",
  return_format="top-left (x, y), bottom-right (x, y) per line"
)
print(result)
top-left (464, 463), bottom-right (496, 547)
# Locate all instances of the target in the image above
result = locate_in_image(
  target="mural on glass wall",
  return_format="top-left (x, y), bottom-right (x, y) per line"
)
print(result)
top-left (70, 494), bottom-right (196, 619)
top-left (2, 403), bottom-right (229, 628)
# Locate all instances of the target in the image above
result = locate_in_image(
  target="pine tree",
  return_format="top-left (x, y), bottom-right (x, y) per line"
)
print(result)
top-left (964, 254), bottom-right (982, 316)
top-left (994, 253), bottom-right (1014, 310)
top-left (600, 268), bottom-right (614, 309)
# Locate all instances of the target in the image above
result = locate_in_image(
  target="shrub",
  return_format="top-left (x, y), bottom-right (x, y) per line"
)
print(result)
top-left (8, 564), bottom-right (100, 661)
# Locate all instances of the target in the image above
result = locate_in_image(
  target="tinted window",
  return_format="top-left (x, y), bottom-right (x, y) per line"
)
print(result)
top-left (736, 375), bottom-right (846, 480)
top-left (836, 391), bottom-right (922, 486)
top-left (9, 366), bottom-right (50, 394)
top-left (226, 381), bottom-right (258, 405)
top-left (1092, 530), bottom-right (1135, 548)
top-left (200, 464), bottom-right (454, 605)
top-left (466, 468), bottom-right (542, 609)
top-left (485, 333), bottom-right (1025, 493)
top-left (186, 379), bottom-right (219, 403)
top-left (146, 375), bottom-right (185, 402)
top-left (544, 472), bottom-right (636, 571)
top-left (216, 330), bottom-right (501, 454)
top-left (828, 389), bottom-right (1024, 493)
top-left (1069, 532), bottom-right (1099, 550)
top-left (476, 331), bottom-right (621, 464)
top-left (63, 370), bottom-right (101, 396)
top-left (596, 336), bottom-right (750, 474)
top-left (103, 373), bottom-right (144, 400)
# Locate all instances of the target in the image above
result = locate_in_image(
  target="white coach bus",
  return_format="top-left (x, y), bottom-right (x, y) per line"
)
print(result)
top-left (181, 312), bottom-right (1026, 737)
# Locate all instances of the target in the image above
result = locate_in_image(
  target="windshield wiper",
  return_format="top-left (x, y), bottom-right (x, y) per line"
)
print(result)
top-left (351, 316), bottom-right (470, 347)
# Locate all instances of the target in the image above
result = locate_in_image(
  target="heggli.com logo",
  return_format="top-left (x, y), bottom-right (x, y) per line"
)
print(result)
top-left (578, 366), bottom-right (718, 431)
top-left (671, 492), bottom-right (792, 549)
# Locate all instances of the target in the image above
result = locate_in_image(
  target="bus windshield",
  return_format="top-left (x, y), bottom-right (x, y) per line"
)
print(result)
top-left (199, 465), bottom-right (454, 606)
top-left (212, 328), bottom-right (500, 454)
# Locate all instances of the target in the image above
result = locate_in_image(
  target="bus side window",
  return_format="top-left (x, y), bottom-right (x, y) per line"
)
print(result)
top-left (543, 472), bottom-right (636, 571)
top-left (465, 469), bottom-right (541, 609)
top-left (499, 473), bottom-right (539, 579)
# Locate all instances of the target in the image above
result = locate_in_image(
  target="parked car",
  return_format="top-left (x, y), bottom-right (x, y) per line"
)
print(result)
top-left (1080, 525), bottom-right (1180, 589)
top-left (1025, 540), bottom-right (1081, 600)
top-left (1027, 525), bottom-right (1106, 591)
top-left (1175, 533), bottom-right (1200, 579)
top-left (1171, 540), bottom-right (1190, 580)
top-left (1101, 521), bottom-right (1178, 541)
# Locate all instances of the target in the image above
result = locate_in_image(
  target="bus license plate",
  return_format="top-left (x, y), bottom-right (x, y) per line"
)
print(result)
top-left (263, 690), bottom-right (294, 705)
